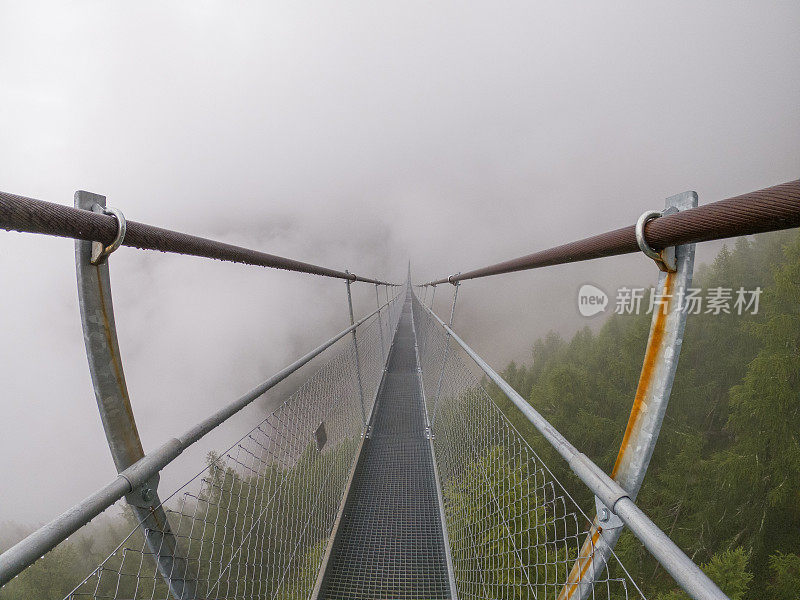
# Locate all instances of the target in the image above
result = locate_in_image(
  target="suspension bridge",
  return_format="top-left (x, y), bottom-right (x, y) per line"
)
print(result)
top-left (0, 180), bottom-right (799, 600)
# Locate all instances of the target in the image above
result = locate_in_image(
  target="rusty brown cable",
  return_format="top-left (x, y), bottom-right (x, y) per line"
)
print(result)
top-left (424, 179), bottom-right (800, 285)
top-left (0, 191), bottom-right (398, 286)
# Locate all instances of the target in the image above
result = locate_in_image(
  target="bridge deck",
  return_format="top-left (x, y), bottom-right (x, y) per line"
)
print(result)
top-left (318, 294), bottom-right (451, 600)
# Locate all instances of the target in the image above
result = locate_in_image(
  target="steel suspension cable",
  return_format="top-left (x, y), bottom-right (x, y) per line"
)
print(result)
top-left (423, 179), bottom-right (800, 285)
top-left (0, 190), bottom-right (398, 285)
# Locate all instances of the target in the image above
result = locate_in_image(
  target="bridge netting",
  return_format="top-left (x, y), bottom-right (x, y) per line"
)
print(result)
top-left (411, 294), bottom-right (642, 600)
top-left (61, 288), bottom-right (645, 600)
top-left (64, 300), bottom-right (400, 600)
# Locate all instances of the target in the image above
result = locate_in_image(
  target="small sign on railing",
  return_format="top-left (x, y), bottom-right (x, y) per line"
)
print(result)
top-left (315, 422), bottom-right (328, 451)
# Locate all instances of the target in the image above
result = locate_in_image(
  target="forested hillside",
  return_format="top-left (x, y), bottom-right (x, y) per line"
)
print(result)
top-left (491, 229), bottom-right (800, 598)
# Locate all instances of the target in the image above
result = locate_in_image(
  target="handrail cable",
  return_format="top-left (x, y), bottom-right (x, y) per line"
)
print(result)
top-left (0, 190), bottom-right (399, 286)
top-left (423, 179), bottom-right (800, 285)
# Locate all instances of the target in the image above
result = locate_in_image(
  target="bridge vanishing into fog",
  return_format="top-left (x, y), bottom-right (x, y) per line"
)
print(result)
top-left (0, 180), bottom-right (799, 600)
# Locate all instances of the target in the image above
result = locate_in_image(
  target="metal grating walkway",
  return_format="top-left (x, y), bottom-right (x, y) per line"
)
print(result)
top-left (318, 294), bottom-right (452, 600)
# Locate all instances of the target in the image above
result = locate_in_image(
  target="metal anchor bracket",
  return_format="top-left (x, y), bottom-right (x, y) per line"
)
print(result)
top-left (561, 191), bottom-right (698, 600)
top-left (75, 190), bottom-right (196, 600)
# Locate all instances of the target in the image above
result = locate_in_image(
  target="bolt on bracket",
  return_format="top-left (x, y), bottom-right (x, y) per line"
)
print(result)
top-left (126, 473), bottom-right (161, 509)
top-left (594, 496), bottom-right (623, 530)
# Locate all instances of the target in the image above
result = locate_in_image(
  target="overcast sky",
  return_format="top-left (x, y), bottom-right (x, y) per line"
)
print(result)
top-left (1, 1), bottom-right (798, 529)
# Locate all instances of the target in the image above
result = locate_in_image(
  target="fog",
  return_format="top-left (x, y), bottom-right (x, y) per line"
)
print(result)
top-left (1, 1), bottom-right (798, 531)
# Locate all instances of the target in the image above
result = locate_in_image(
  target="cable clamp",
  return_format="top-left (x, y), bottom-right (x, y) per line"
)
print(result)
top-left (90, 204), bottom-right (126, 265)
top-left (635, 210), bottom-right (676, 272)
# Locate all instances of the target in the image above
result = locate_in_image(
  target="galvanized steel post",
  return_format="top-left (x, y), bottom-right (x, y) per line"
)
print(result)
top-left (346, 271), bottom-right (368, 426)
top-left (375, 283), bottom-right (386, 362)
top-left (431, 280), bottom-right (459, 424)
top-left (418, 284), bottom-right (437, 360)
top-left (386, 284), bottom-right (395, 333)
top-left (74, 191), bottom-right (196, 600)
top-left (417, 288), bottom-right (429, 359)
top-left (560, 191), bottom-right (698, 600)
top-left (426, 285), bottom-right (437, 355)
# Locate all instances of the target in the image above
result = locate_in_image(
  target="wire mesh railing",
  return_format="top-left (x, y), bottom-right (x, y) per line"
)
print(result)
top-left (412, 294), bottom-right (644, 600)
top-left (62, 303), bottom-right (401, 600)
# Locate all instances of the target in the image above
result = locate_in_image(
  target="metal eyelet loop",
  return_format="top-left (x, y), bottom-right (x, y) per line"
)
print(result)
top-left (90, 204), bottom-right (126, 265)
top-left (636, 210), bottom-right (675, 272)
